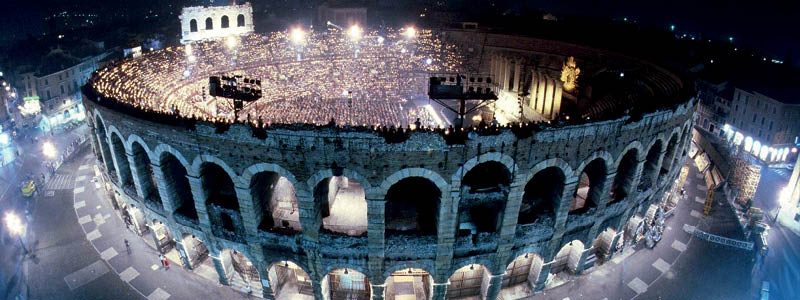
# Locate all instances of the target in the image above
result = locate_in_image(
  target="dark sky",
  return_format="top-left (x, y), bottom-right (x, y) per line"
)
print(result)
top-left (2, 0), bottom-right (798, 64)
top-left (527, 0), bottom-right (800, 64)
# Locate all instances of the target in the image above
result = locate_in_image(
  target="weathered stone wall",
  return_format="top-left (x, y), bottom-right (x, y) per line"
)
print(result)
top-left (84, 92), bottom-right (695, 298)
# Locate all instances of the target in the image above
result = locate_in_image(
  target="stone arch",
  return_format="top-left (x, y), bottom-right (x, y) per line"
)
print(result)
top-left (152, 143), bottom-right (191, 170)
top-left (610, 146), bottom-right (640, 203)
top-left (639, 137), bottom-right (665, 190)
top-left (381, 168), bottom-right (447, 237)
top-left (237, 14), bottom-right (245, 27)
top-left (660, 130), bottom-right (681, 178)
top-left (569, 156), bottom-right (608, 214)
top-left (125, 134), bottom-right (154, 163)
top-left (130, 138), bottom-right (162, 208)
top-left (308, 168), bottom-right (371, 236)
top-left (551, 240), bottom-right (585, 275)
top-left (379, 168), bottom-right (448, 196)
top-left (107, 127), bottom-right (134, 189)
top-left (451, 152), bottom-right (517, 184)
top-left (243, 163), bottom-right (302, 233)
top-left (196, 159), bottom-right (244, 239)
top-left (614, 141), bottom-right (644, 168)
top-left (323, 267), bottom-right (371, 300)
top-left (502, 252), bottom-right (544, 293)
top-left (446, 263), bottom-right (492, 300)
top-left (190, 154), bottom-right (239, 182)
top-left (190, 19), bottom-right (198, 32)
top-left (180, 232), bottom-right (210, 269)
top-left (218, 248), bottom-right (263, 293)
top-left (266, 260), bottom-right (313, 299)
top-left (221, 15), bottom-right (229, 28)
top-left (383, 265), bottom-right (435, 300)
top-left (523, 158), bottom-right (575, 183)
top-left (518, 166), bottom-right (565, 227)
top-left (92, 110), bottom-right (116, 180)
top-left (205, 17), bottom-right (213, 30)
top-left (381, 262), bottom-right (437, 285)
top-left (573, 151), bottom-right (614, 178)
top-left (457, 158), bottom-right (513, 234)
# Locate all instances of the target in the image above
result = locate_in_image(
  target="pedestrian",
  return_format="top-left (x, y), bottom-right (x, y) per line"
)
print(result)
top-left (124, 239), bottom-right (131, 254)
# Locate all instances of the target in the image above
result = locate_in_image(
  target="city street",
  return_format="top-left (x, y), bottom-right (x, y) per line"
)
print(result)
top-left (523, 160), bottom-right (753, 300)
top-left (1, 123), bottom-right (87, 299)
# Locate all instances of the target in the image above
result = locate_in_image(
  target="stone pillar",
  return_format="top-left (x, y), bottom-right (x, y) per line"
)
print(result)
top-left (533, 263), bottom-right (552, 291)
top-left (95, 133), bottom-right (114, 176)
top-left (296, 187), bottom-right (319, 242)
top-left (484, 274), bottom-right (504, 300)
top-left (371, 284), bottom-right (385, 300)
top-left (211, 255), bottom-right (230, 286)
top-left (261, 276), bottom-right (275, 299)
top-left (514, 62), bottom-right (522, 92)
top-left (174, 240), bottom-right (193, 269)
top-left (543, 78), bottom-right (554, 119)
top-left (149, 220), bottom-right (162, 253)
top-left (574, 249), bottom-right (591, 274)
top-left (435, 185), bottom-right (458, 291)
top-left (235, 186), bottom-right (259, 236)
top-left (126, 152), bottom-right (146, 200)
top-left (552, 80), bottom-right (563, 116)
top-left (607, 233), bottom-right (622, 259)
top-left (553, 180), bottom-right (579, 232)
top-left (503, 58), bottom-right (511, 91)
top-left (367, 197), bottom-right (385, 284)
top-left (529, 70), bottom-right (538, 109)
top-left (150, 164), bottom-right (177, 216)
top-left (432, 282), bottom-right (448, 300)
top-left (107, 137), bottom-right (131, 185)
top-left (495, 177), bottom-right (524, 272)
top-left (536, 75), bottom-right (546, 114)
top-left (187, 175), bottom-right (212, 229)
top-left (586, 172), bottom-right (617, 242)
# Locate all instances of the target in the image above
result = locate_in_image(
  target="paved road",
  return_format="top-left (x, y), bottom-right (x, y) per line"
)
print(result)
top-left (528, 160), bottom-right (753, 300)
top-left (750, 166), bottom-right (800, 300)
top-left (1, 124), bottom-right (87, 299)
top-left (22, 146), bottom-right (250, 300)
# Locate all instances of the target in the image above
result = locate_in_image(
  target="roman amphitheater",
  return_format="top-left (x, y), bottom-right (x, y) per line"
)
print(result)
top-left (82, 26), bottom-right (696, 300)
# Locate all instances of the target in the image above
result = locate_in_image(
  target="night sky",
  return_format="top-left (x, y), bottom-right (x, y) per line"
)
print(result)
top-left (1, 0), bottom-right (798, 65)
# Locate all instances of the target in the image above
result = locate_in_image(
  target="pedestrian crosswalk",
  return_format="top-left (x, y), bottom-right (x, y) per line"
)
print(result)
top-left (47, 174), bottom-right (75, 190)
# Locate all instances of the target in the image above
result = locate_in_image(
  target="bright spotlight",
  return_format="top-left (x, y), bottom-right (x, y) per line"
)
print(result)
top-left (4, 212), bottom-right (23, 236)
top-left (377, 36), bottom-right (384, 44)
top-left (0, 133), bottom-right (8, 145)
top-left (226, 36), bottom-right (238, 48)
top-left (348, 24), bottom-right (362, 41)
top-left (185, 44), bottom-right (192, 55)
top-left (425, 58), bottom-right (432, 65)
top-left (290, 27), bottom-right (306, 44)
top-left (404, 26), bottom-right (416, 38)
top-left (42, 141), bottom-right (56, 158)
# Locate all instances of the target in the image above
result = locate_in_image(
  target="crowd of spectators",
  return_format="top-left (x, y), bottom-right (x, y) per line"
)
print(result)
top-left (90, 27), bottom-right (471, 127)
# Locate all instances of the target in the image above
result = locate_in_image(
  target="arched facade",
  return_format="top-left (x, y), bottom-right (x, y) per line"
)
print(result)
top-left (83, 32), bottom-right (695, 299)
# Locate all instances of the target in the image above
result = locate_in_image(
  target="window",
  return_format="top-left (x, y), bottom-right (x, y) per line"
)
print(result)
top-left (761, 117), bottom-right (765, 125)
top-left (221, 15), bottom-right (229, 28)
top-left (769, 121), bottom-right (774, 130)
top-left (46, 90), bottom-right (50, 98)
top-left (773, 107), bottom-right (777, 114)
top-left (735, 105), bottom-right (739, 112)
top-left (45, 79), bottom-right (48, 85)
top-left (237, 14), bottom-right (245, 27)
top-left (60, 85), bottom-right (64, 93)
top-left (205, 17), bottom-right (213, 30)
top-left (58, 74), bottom-right (62, 80)
top-left (753, 114), bottom-right (757, 123)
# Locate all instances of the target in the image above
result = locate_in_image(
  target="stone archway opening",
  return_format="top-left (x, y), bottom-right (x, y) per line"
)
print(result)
top-left (181, 233), bottom-right (210, 270)
top-left (500, 253), bottom-right (544, 299)
top-left (205, 17), bottom-right (213, 30)
top-left (219, 249), bottom-right (263, 296)
top-left (446, 264), bottom-right (490, 300)
top-left (639, 140), bottom-right (663, 191)
top-left (570, 159), bottom-right (606, 215)
top-left (200, 163), bottom-right (243, 239)
top-left (323, 268), bottom-right (371, 300)
top-left (316, 176), bottom-right (367, 236)
top-left (385, 177), bottom-right (441, 236)
top-left (660, 133), bottom-right (680, 182)
top-left (386, 268), bottom-right (432, 300)
top-left (459, 161), bottom-right (511, 235)
top-left (237, 14), bottom-right (245, 27)
top-left (250, 172), bottom-right (301, 234)
top-left (624, 213), bottom-right (645, 245)
top-left (150, 219), bottom-right (174, 254)
top-left (162, 153), bottom-right (197, 223)
top-left (123, 203), bottom-right (147, 236)
top-left (221, 15), bottom-right (230, 28)
top-left (94, 118), bottom-right (116, 180)
top-left (591, 227), bottom-right (617, 262)
top-left (110, 133), bottom-right (134, 190)
top-left (518, 167), bottom-right (564, 227)
top-left (190, 19), bottom-right (198, 32)
top-left (267, 261), bottom-right (313, 300)
top-left (545, 240), bottom-right (585, 289)
top-left (131, 142), bottom-right (162, 210)
top-left (610, 149), bottom-right (639, 203)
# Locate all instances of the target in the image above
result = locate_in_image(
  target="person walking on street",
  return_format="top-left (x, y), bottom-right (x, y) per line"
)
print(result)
top-left (124, 239), bottom-right (131, 254)
top-left (160, 254), bottom-right (169, 269)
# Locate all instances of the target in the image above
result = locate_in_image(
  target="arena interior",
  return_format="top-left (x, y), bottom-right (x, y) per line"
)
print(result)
top-left (83, 24), bottom-right (697, 300)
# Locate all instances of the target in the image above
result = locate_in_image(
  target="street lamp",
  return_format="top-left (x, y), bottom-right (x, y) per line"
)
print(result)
top-left (42, 141), bottom-right (56, 158)
top-left (4, 211), bottom-right (28, 255)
